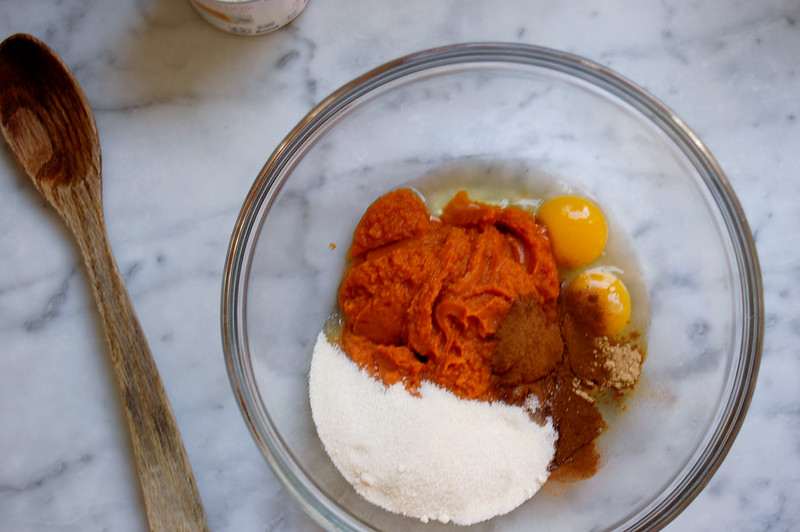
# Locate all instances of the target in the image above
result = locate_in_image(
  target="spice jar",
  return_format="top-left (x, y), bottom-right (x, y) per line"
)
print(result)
top-left (189, 0), bottom-right (308, 36)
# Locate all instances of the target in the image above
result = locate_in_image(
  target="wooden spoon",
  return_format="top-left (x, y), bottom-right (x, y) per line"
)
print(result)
top-left (0, 34), bottom-right (209, 531)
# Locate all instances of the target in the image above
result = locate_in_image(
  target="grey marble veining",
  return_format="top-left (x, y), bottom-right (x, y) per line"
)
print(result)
top-left (0, 1), bottom-right (798, 531)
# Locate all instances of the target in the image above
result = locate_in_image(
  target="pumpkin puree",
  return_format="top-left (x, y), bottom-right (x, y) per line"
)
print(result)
top-left (338, 188), bottom-right (560, 400)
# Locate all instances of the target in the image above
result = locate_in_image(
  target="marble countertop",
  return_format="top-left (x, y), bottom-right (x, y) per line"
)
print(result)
top-left (1, 1), bottom-right (797, 530)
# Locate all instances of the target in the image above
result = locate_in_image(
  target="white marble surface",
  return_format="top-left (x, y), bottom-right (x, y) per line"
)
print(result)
top-left (0, 1), bottom-right (797, 531)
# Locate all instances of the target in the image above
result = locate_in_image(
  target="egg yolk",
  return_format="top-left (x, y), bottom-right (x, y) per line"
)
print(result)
top-left (568, 269), bottom-right (631, 337)
top-left (536, 196), bottom-right (608, 268)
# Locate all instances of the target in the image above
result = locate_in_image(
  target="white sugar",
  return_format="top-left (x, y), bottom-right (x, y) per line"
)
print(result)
top-left (309, 332), bottom-right (557, 525)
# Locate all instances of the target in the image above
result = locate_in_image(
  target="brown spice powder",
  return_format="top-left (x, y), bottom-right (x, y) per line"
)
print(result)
top-left (491, 287), bottom-right (644, 480)
top-left (493, 298), bottom-right (562, 383)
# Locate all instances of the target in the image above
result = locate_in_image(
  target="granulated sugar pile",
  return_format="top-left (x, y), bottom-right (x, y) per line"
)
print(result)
top-left (308, 332), bottom-right (557, 525)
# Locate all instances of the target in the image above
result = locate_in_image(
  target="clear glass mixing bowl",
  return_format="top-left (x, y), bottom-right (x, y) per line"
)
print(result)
top-left (221, 43), bottom-right (762, 531)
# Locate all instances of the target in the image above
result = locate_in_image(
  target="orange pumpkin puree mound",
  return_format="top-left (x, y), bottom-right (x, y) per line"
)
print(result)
top-left (338, 188), bottom-right (560, 400)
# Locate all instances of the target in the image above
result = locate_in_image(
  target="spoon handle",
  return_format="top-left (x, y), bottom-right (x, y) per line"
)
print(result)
top-left (62, 185), bottom-right (210, 532)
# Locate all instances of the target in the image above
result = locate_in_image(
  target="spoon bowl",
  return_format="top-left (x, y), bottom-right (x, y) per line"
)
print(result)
top-left (0, 33), bottom-right (209, 532)
top-left (0, 33), bottom-right (98, 194)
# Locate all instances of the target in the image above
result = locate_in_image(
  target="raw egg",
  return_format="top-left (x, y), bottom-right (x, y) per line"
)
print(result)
top-left (567, 268), bottom-right (631, 337)
top-left (536, 195), bottom-right (608, 268)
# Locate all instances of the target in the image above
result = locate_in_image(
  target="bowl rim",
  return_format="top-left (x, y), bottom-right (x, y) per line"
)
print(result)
top-left (221, 42), bottom-right (763, 531)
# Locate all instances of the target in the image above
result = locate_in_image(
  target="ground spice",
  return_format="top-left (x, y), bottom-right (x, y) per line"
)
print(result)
top-left (493, 297), bottom-right (563, 384)
top-left (560, 286), bottom-right (609, 386)
top-left (543, 368), bottom-right (606, 481)
top-left (559, 286), bottom-right (644, 394)
top-left (491, 283), bottom-right (644, 480)
top-left (596, 336), bottom-right (643, 390)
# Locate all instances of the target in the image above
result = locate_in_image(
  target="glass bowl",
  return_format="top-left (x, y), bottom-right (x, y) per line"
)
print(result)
top-left (221, 43), bottom-right (762, 531)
